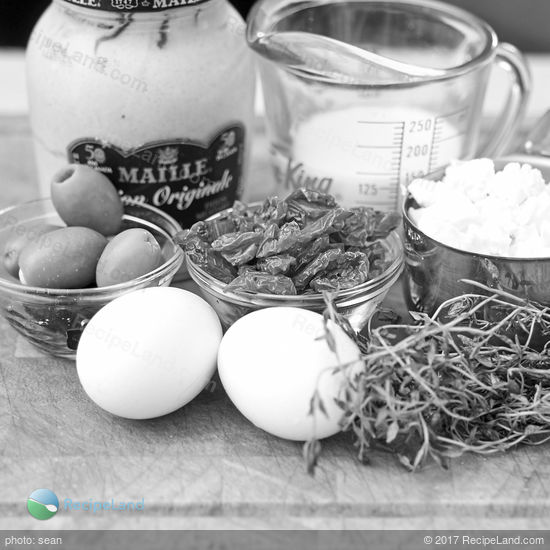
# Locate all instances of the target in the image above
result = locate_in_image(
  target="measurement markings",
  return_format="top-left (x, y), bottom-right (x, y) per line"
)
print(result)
top-left (428, 125), bottom-right (438, 173)
top-left (396, 122), bottom-right (406, 183)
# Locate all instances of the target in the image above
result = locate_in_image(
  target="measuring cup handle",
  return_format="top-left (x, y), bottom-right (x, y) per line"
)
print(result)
top-left (478, 43), bottom-right (532, 158)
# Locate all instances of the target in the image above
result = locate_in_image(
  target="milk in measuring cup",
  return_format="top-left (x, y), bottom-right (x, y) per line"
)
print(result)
top-left (272, 105), bottom-right (468, 211)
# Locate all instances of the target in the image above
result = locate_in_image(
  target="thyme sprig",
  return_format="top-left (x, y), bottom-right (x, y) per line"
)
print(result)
top-left (307, 281), bottom-right (550, 472)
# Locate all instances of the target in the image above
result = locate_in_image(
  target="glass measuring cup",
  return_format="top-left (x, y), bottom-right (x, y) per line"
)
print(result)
top-left (247, 0), bottom-right (531, 212)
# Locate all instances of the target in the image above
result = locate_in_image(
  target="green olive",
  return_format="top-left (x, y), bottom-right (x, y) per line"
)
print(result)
top-left (51, 164), bottom-right (124, 236)
top-left (96, 229), bottom-right (162, 287)
top-left (3, 223), bottom-right (61, 278)
top-left (19, 227), bottom-right (107, 289)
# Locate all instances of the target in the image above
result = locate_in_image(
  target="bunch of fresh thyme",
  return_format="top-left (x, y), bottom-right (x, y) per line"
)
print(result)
top-left (306, 280), bottom-right (550, 473)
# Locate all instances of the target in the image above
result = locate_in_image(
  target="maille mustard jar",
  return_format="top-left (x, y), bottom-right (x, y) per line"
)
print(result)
top-left (26, 0), bottom-right (255, 228)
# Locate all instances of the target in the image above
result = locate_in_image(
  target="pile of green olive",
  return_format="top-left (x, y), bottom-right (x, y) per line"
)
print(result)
top-left (3, 165), bottom-right (163, 289)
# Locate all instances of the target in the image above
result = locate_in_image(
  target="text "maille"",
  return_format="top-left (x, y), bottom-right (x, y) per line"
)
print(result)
top-left (67, 0), bottom-right (205, 7)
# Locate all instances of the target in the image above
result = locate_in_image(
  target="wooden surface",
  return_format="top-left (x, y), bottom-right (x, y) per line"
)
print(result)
top-left (1, 115), bottom-right (550, 532)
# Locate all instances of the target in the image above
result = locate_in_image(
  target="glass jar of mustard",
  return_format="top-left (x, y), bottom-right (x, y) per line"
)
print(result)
top-left (26, 0), bottom-right (256, 228)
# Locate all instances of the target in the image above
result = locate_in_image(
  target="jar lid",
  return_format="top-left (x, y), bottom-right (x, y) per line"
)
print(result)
top-left (61, 0), bottom-right (211, 12)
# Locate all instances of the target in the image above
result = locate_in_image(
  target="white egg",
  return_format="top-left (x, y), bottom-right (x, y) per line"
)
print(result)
top-left (77, 287), bottom-right (222, 420)
top-left (218, 307), bottom-right (362, 441)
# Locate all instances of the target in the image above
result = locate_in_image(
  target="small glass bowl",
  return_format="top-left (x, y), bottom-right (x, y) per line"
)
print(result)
top-left (185, 209), bottom-right (404, 332)
top-left (0, 198), bottom-right (184, 358)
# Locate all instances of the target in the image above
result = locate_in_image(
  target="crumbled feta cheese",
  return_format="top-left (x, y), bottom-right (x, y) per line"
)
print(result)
top-left (408, 159), bottom-right (550, 258)
top-left (407, 178), bottom-right (443, 207)
top-left (540, 220), bottom-right (550, 245)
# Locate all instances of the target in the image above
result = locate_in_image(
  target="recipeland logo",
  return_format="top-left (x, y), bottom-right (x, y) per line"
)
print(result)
top-left (27, 489), bottom-right (145, 519)
top-left (27, 489), bottom-right (59, 520)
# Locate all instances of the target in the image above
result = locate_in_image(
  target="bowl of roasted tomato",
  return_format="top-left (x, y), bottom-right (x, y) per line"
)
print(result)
top-left (178, 189), bottom-right (404, 332)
